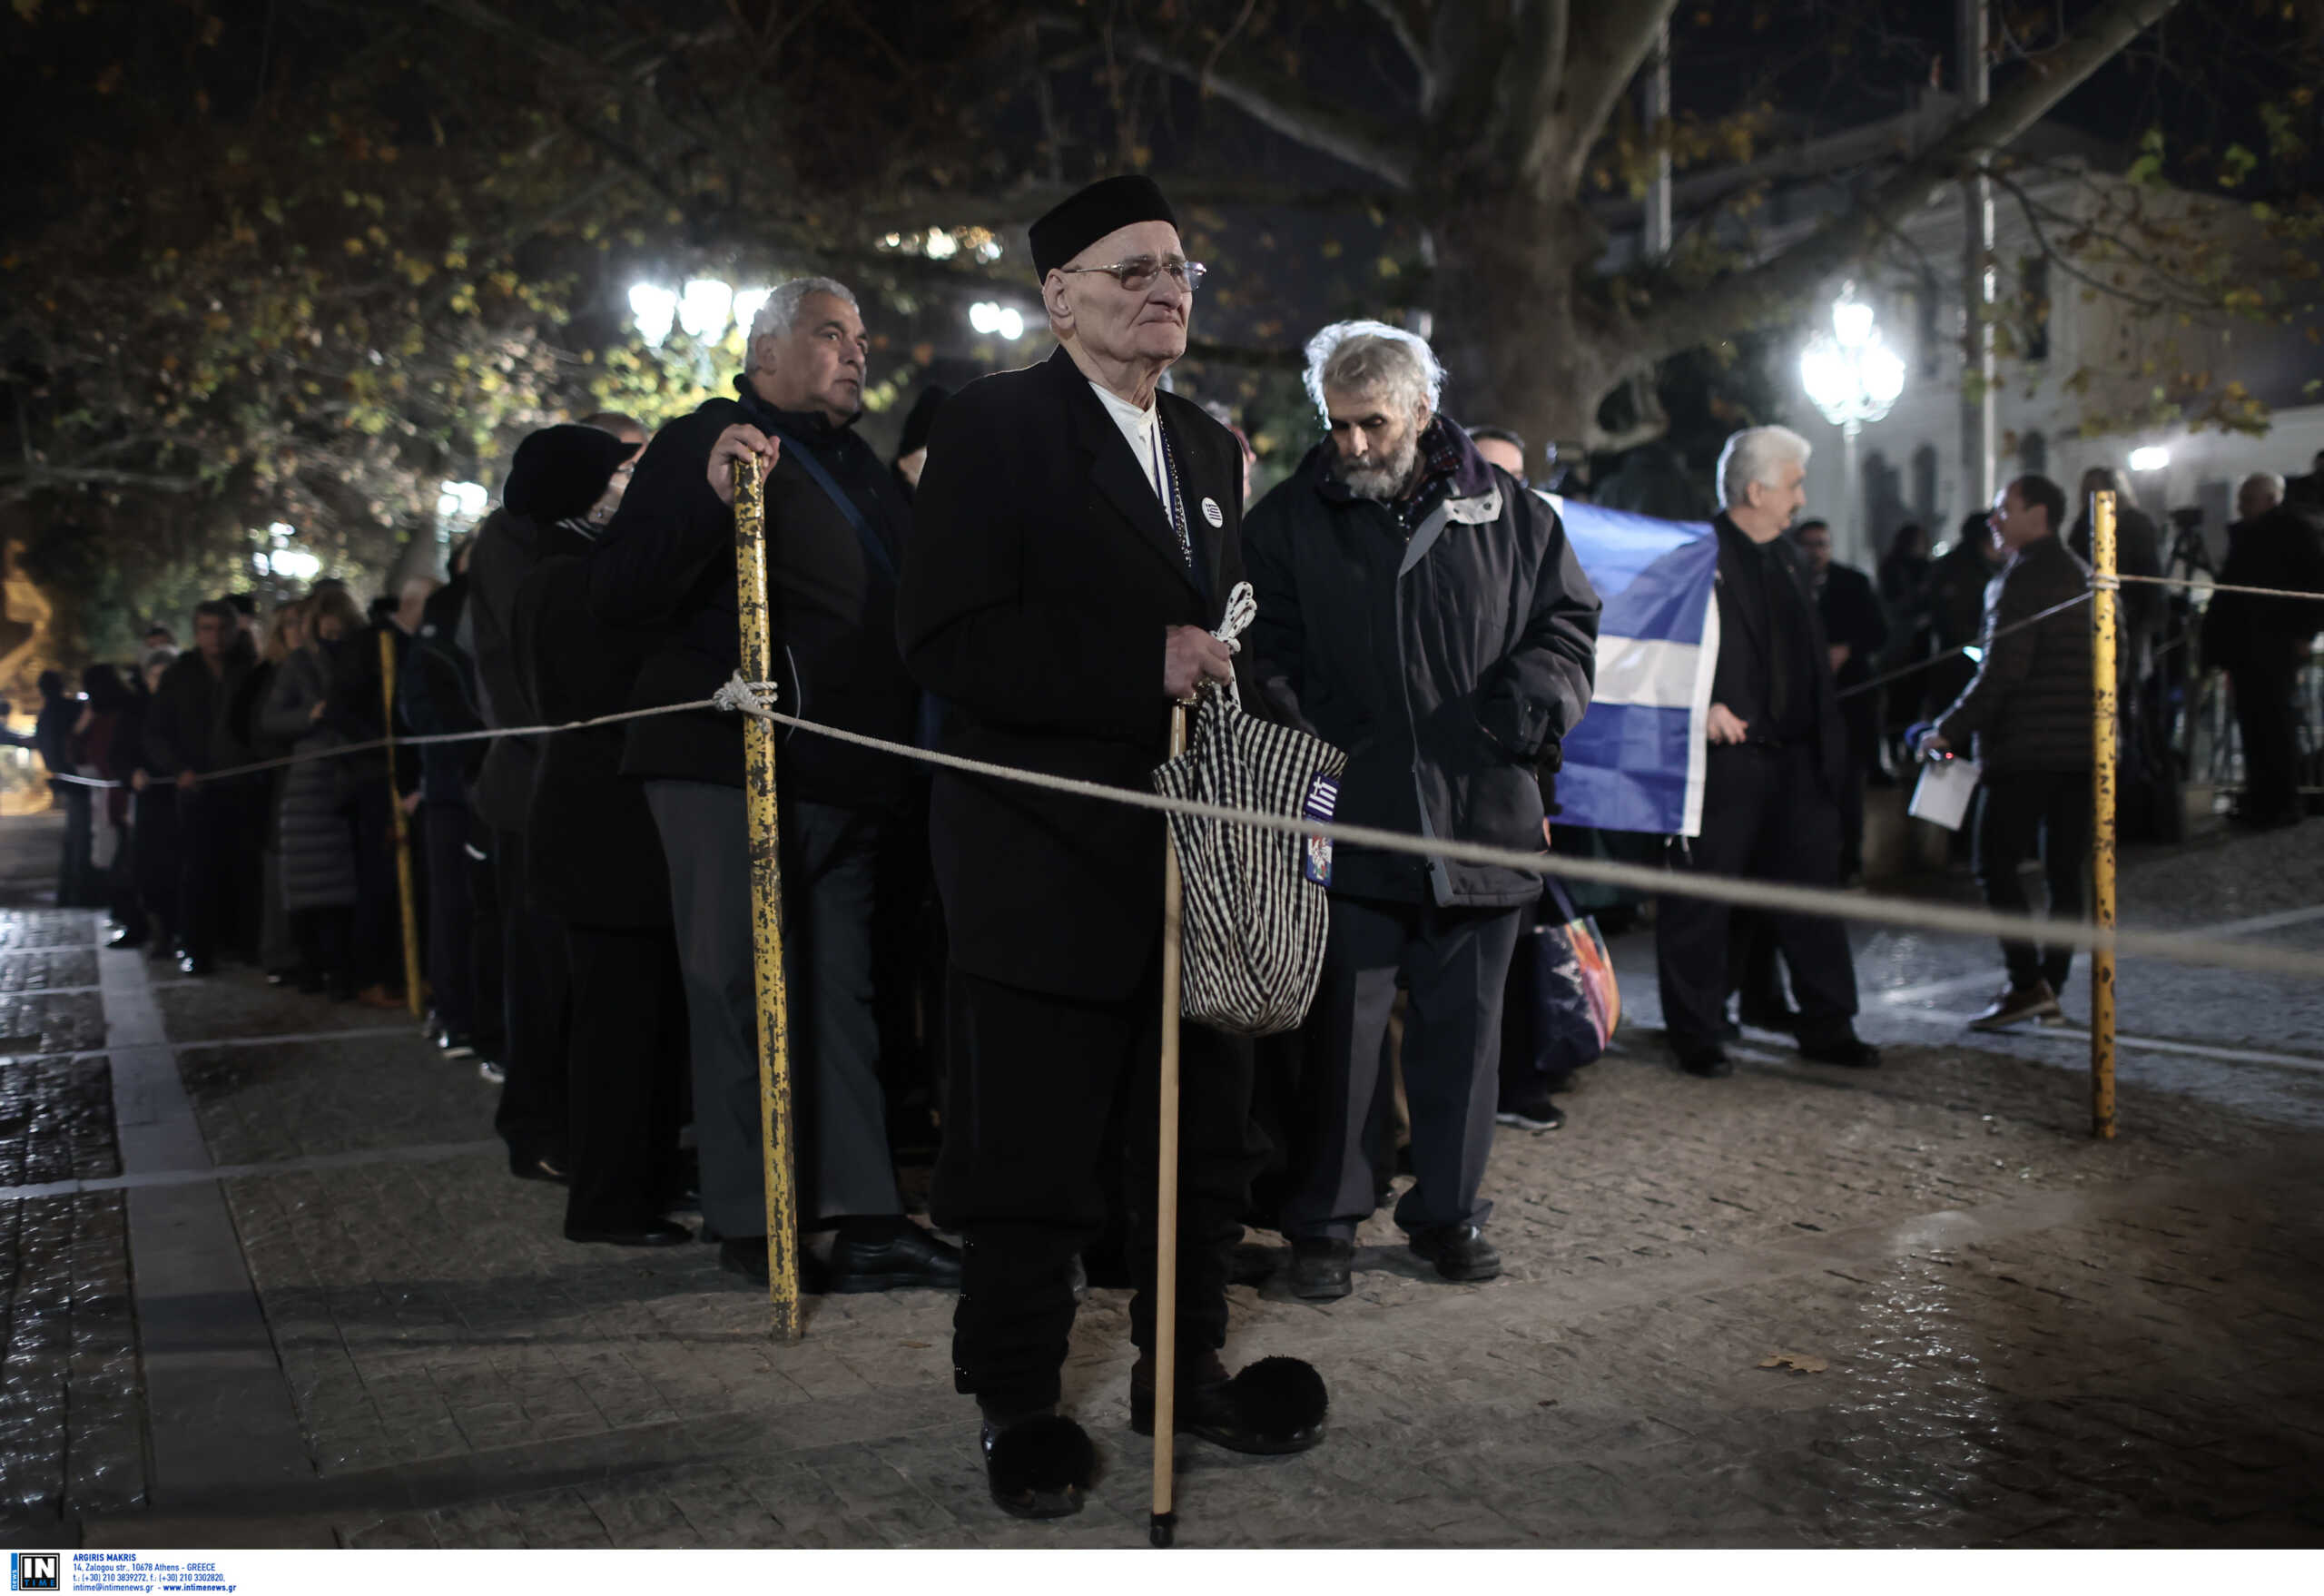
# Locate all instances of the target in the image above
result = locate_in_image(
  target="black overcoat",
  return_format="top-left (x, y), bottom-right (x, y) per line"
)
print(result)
top-left (511, 555), bottom-right (672, 929)
top-left (896, 347), bottom-right (1248, 1004)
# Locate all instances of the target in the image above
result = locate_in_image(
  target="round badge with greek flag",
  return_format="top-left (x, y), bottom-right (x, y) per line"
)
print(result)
top-left (1201, 497), bottom-right (1224, 527)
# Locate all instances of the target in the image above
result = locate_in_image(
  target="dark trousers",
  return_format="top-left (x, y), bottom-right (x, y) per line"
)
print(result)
top-left (57, 783), bottom-right (99, 907)
top-left (466, 813), bottom-right (507, 1059)
top-left (2231, 658), bottom-right (2302, 823)
top-left (133, 785), bottom-right (179, 937)
top-left (1973, 770), bottom-right (2091, 993)
top-left (291, 906), bottom-right (355, 991)
top-left (492, 826), bottom-right (570, 1163)
top-left (1836, 752), bottom-right (1868, 881)
top-left (933, 961), bottom-right (1263, 1414)
top-left (421, 801), bottom-right (477, 1038)
top-left (563, 921), bottom-right (687, 1235)
top-left (350, 783), bottom-right (400, 990)
top-left (1655, 744), bottom-right (1859, 1052)
top-left (1283, 895), bottom-right (1521, 1243)
top-left (177, 782), bottom-right (264, 964)
top-left (645, 781), bottom-right (901, 1239)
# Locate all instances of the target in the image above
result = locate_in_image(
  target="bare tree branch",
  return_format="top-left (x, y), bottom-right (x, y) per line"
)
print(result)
top-left (1546, 0), bottom-right (1681, 190)
top-left (1053, 19), bottom-right (1413, 188)
top-left (1360, 0), bottom-right (1433, 87)
top-left (1630, 0), bottom-right (2186, 367)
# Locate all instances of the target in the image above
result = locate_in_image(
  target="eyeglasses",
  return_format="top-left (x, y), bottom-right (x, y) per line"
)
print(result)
top-left (1055, 256), bottom-right (1207, 295)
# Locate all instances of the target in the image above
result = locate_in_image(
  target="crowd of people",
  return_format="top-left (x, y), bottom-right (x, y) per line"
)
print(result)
top-left (23, 167), bottom-right (2324, 1523)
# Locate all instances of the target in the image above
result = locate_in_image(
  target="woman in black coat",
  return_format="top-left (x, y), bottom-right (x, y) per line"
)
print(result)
top-left (511, 550), bottom-right (690, 1246)
top-left (262, 589), bottom-right (369, 997)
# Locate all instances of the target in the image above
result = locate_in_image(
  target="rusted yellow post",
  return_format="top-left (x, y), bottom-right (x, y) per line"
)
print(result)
top-left (378, 629), bottom-right (425, 1018)
top-left (1150, 702), bottom-right (1188, 1550)
top-left (734, 455), bottom-right (802, 1341)
top-left (2090, 489), bottom-right (2119, 1140)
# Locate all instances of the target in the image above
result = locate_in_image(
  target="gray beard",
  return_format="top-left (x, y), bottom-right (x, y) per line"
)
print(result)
top-left (1335, 433), bottom-right (1420, 502)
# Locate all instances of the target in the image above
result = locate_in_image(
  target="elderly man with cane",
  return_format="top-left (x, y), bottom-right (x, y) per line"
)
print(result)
top-left (899, 174), bottom-right (1327, 1523)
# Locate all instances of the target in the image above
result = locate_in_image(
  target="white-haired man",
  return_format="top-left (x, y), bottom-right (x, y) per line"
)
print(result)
top-left (589, 277), bottom-right (960, 1292)
top-left (1655, 427), bottom-right (1877, 1078)
top-left (900, 174), bottom-right (1328, 1520)
top-left (2211, 469), bottom-right (2324, 830)
top-left (1243, 321), bottom-right (1600, 1301)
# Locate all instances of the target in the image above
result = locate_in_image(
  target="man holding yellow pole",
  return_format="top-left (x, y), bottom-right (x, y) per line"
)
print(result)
top-left (1913, 474), bottom-right (2096, 1030)
top-left (899, 175), bottom-right (1327, 1522)
top-left (590, 279), bottom-right (958, 1298)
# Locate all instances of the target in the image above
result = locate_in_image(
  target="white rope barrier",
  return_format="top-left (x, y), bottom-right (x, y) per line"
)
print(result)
top-left (34, 667), bottom-right (2324, 986)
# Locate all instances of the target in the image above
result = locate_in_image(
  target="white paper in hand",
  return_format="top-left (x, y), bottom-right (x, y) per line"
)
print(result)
top-left (1909, 756), bottom-right (1982, 832)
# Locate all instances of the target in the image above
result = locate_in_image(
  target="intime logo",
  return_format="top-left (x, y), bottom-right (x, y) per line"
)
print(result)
top-left (9, 1553), bottom-right (60, 1592)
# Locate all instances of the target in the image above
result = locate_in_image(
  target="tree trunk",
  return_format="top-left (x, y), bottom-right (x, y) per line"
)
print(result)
top-left (1424, 187), bottom-right (1624, 480)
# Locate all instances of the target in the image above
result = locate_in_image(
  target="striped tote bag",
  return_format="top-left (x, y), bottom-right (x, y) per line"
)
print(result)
top-left (1151, 674), bottom-right (1347, 1037)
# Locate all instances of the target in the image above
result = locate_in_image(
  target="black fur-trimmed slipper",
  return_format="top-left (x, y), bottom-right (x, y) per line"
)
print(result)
top-left (983, 1414), bottom-right (1098, 1519)
top-left (1131, 1355), bottom-right (1328, 1455)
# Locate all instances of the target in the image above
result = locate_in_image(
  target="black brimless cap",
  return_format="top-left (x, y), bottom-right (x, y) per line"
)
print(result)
top-left (503, 424), bottom-right (635, 524)
top-left (1028, 174), bottom-right (1179, 282)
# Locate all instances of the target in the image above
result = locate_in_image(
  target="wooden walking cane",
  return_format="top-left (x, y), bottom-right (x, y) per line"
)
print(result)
top-left (734, 453), bottom-right (803, 1341)
top-left (378, 629), bottom-right (425, 1018)
top-left (1151, 700), bottom-right (1189, 1549)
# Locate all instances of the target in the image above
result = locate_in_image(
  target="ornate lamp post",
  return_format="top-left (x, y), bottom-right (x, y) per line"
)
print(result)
top-left (1799, 281), bottom-right (1907, 549)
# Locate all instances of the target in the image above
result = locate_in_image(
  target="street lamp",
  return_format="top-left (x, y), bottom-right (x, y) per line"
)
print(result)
top-left (1798, 281), bottom-right (1907, 548)
top-left (627, 283), bottom-right (677, 348)
top-left (969, 301), bottom-right (1024, 341)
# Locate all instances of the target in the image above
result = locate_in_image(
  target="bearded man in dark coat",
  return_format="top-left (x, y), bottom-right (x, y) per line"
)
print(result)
top-left (898, 174), bottom-right (1327, 1521)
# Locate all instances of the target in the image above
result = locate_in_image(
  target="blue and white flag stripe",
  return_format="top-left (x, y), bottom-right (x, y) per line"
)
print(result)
top-left (1544, 496), bottom-right (1720, 838)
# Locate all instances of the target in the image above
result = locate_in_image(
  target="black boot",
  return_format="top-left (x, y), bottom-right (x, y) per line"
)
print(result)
top-left (1129, 1353), bottom-right (1327, 1455)
top-left (980, 1410), bottom-right (1096, 1520)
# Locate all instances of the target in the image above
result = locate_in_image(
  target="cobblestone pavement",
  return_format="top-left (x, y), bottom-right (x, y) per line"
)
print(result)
top-left (2, 805), bottom-right (2321, 1548)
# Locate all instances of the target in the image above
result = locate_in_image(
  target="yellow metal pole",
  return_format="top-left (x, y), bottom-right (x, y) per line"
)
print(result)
top-left (1150, 702), bottom-right (1188, 1550)
top-left (378, 628), bottom-right (426, 1019)
top-left (734, 455), bottom-right (802, 1342)
top-left (2089, 490), bottom-right (2119, 1140)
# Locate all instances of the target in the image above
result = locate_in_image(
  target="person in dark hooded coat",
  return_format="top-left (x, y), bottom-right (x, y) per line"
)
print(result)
top-left (466, 422), bottom-right (639, 1184)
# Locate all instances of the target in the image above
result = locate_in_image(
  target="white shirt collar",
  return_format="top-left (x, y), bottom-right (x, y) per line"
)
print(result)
top-left (1089, 379), bottom-right (1157, 436)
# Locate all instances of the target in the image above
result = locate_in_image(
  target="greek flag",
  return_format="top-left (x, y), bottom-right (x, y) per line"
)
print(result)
top-left (1546, 497), bottom-right (1721, 838)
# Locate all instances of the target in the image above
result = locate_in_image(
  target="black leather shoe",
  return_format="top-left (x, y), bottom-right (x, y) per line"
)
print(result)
top-left (717, 1237), bottom-right (829, 1293)
top-left (982, 1413), bottom-right (1095, 1519)
top-left (1968, 980), bottom-right (2061, 1031)
top-left (1797, 1035), bottom-right (1880, 1068)
top-left (508, 1149), bottom-right (569, 1185)
top-left (1289, 1237), bottom-right (1353, 1300)
top-left (1679, 1045), bottom-right (1733, 1079)
top-left (107, 928), bottom-right (147, 951)
top-left (828, 1224), bottom-right (962, 1293)
top-left (433, 1029), bottom-right (477, 1060)
top-left (1130, 1355), bottom-right (1327, 1455)
top-left (1407, 1224), bottom-right (1501, 1282)
top-left (566, 1219), bottom-right (691, 1247)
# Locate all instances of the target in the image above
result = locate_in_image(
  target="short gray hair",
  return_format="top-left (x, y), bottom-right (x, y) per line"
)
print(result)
top-left (1717, 425), bottom-right (1812, 509)
top-left (2240, 470), bottom-right (2287, 503)
top-left (746, 276), bottom-right (860, 369)
top-left (1303, 320), bottom-right (1443, 421)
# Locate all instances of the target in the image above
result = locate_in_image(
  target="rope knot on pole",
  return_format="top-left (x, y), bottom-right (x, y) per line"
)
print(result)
top-left (712, 672), bottom-right (777, 718)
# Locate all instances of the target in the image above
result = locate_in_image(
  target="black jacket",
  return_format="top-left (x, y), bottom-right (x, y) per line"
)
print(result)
top-left (897, 347), bottom-right (1246, 1003)
top-left (1934, 533), bottom-right (2093, 773)
top-left (1709, 514), bottom-right (1849, 790)
top-left (1813, 559), bottom-right (1888, 747)
top-left (399, 576), bottom-right (486, 806)
top-left (468, 509), bottom-right (589, 829)
top-left (512, 555), bottom-right (672, 928)
top-left (589, 380), bottom-right (919, 807)
top-left (144, 642), bottom-right (261, 784)
top-left (2207, 503), bottom-right (2324, 672)
top-left (1242, 427), bottom-right (1599, 906)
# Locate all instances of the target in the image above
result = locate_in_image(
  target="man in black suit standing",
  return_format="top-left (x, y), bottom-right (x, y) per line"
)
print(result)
top-left (899, 175), bottom-right (1326, 1520)
top-left (1654, 428), bottom-right (1879, 1079)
